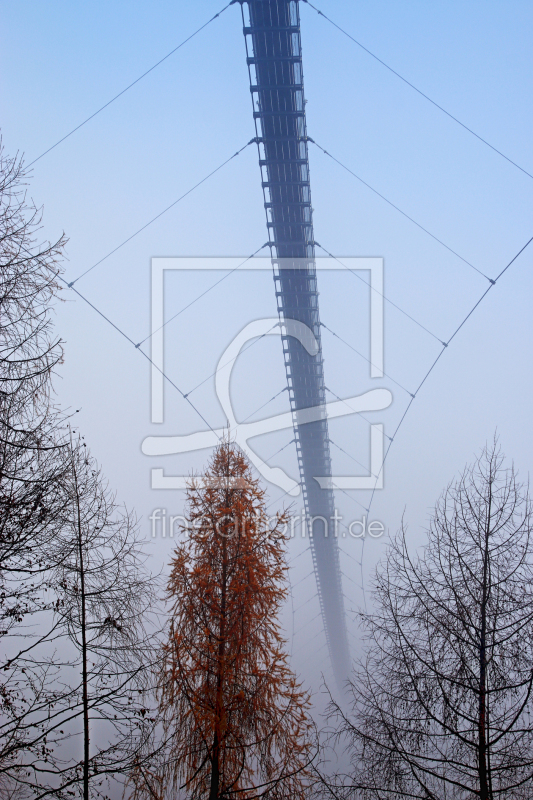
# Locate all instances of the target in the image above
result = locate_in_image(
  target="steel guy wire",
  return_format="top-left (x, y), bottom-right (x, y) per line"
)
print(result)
top-left (291, 571), bottom-right (315, 590)
top-left (356, 531), bottom-right (368, 610)
top-left (324, 385), bottom-right (392, 443)
top-left (294, 588), bottom-right (321, 612)
top-left (293, 612), bottom-right (322, 635)
top-left (358, 234), bottom-right (533, 603)
top-left (341, 570), bottom-right (360, 588)
top-left (293, 594), bottom-right (319, 615)
top-left (136, 243), bottom-right (271, 348)
top-left (333, 480), bottom-right (372, 514)
top-left (494, 236), bottom-right (533, 280)
top-left (321, 240), bottom-right (533, 522)
top-left (335, 485), bottom-right (369, 514)
top-left (29, 260), bottom-right (372, 579)
top-left (299, 627), bottom-right (327, 646)
top-left (321, 321), bottom-right (415, 397)
top-left (184, 321), bottom-right (280, 399)
top-left (313, 652), bottom-right (331, 673)
top-left (328, 437), bottom-right (374, 477)
top-left (386, 236), bottom-right (533, 406)
top-left (316, 243), bottom-right (446, 344)
top-left (68, 139), bottom-right (255, 286)
top-left (308, 627), bottom-right (327, 642)
top-left (265, 439), bottom-right (295, 461)
top-left (337, 543), bottom-right (362, 568)
top-left (56, 279), bottom-right (307, 493)
top-left (310, 140), bottom-right (492, 282)
top-left (302, 0), bottom-right (533, 182)
top-left (337, 516), bottom-right (366, 543)
top-left (287, 549), bottom-right (309, 567)
top-left (346, 627), bottom-right (359, 643)
top-left (261, 437), bottom-right (295, 467)
top-left (384, 235), bottom-right (532, 459)
top-left (314, 629), bottom-right (329, 663)
top-left (57, 275), bottom-right (221, 439)
top-left (27, 2), bottom-right (236, 167)
top-left (240, 386), bottom-right (289, 424)
top-left (264, 483), bottom-right (301, 514)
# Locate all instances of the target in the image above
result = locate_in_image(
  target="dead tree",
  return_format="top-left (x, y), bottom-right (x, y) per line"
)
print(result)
top-left (326, 440), bottom-right (533, 800)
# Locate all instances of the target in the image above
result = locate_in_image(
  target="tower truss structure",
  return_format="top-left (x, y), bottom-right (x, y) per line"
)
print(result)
top-left (240, 0), bottom-right (351, 686)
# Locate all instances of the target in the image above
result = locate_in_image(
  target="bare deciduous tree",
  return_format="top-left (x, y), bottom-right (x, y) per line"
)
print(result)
top-left (45, 432), bottom-right (159, 799)
top-left (1, 432), bottom-right (160, 799)
top-left (0, 142), bottom-right (68, 627)
top-left (0, 144), bottom-right (159, 799)
top-left (0, 143), bottom-right (71, 795)
top-left (325, 441), bottom-right (533, 800)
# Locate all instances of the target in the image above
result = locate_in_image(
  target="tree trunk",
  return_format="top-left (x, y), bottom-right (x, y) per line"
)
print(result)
top-left (210, 519), bottom-right (228, 800)
top-left (70, 433), bottom-right (90, 799)
top-left (209, 730), bottom-right (221, 800)
top-left (478, 487), bottom-right (493, 800)
top-left (478, 643), bottom-right (488, 800)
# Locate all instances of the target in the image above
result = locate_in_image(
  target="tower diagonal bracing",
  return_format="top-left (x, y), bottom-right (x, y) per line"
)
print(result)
top-left (240, 0), bottom-right (351, 687)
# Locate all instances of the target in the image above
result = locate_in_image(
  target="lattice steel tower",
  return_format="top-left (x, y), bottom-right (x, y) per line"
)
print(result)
top-left (240, 0), bottom-right (351, 687)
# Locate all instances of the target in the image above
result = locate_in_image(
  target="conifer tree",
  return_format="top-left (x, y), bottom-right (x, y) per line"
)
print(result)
top-left (153, 441), bottom-right (314, 800)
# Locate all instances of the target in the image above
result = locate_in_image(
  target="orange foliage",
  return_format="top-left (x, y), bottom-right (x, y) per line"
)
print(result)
top-left (159, 441), bottom-right (314, 799)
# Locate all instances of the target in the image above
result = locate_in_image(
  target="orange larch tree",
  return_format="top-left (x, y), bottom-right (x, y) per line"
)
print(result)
top-left (157, 441), bottom-right (315, 800)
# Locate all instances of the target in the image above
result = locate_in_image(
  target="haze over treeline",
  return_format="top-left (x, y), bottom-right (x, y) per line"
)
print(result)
top-left (2, 133), bottom-right (533, 800)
